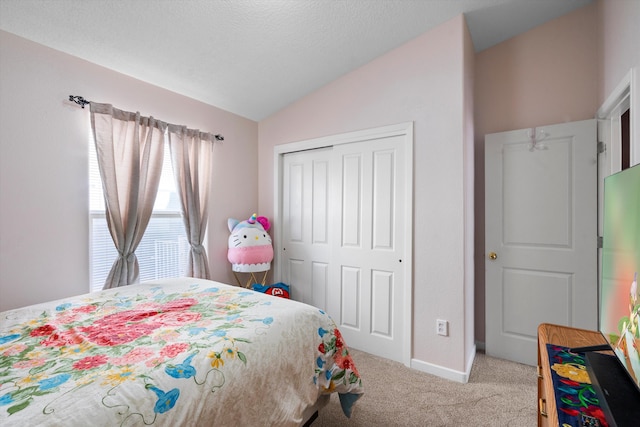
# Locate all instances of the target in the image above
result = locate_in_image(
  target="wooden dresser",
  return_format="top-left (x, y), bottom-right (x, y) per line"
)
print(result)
top-left (537, 323), bottom-right (607, 427)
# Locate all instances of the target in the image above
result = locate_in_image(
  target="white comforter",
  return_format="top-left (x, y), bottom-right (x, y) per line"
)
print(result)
top-left (0, 278), bottom-right (363, 426)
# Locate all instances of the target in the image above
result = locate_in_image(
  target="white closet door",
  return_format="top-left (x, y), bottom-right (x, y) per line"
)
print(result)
top-left (327, 135), bottom-right (406, 362)
top-left (282, 148), bottom-right (332, 307)
top-left (278, 122), bottom-right (412, 365)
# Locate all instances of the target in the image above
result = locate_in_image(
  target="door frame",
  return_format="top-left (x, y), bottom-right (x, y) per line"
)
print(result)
top-left (597, 69), bottom-right (634, 175)
top-left (273, 122), bottom-right (414, 366)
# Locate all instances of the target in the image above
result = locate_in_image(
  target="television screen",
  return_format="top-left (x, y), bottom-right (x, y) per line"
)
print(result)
top-left (600, 163), bottom-right (640, 390)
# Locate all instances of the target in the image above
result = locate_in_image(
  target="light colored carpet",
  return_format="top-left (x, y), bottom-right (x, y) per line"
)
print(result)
top-left (314, 349), bottom-right (537, 426)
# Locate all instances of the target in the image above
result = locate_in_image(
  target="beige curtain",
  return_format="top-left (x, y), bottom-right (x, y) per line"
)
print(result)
top-left (167, 125), bottom-right (214, 279)
top-left (90, 103), bottom-right (167, 289)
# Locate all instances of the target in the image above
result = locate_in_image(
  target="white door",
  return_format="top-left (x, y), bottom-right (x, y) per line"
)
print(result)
top-left (282, 148), bottom-right (332, 307)
top-left (485, 119), bottom-right (598, 366)
top-left (278, 123), bottom-right (413, 365)
top-left (327, 136), bottom-right (407, 363)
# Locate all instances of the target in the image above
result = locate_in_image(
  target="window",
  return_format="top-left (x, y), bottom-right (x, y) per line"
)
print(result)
top-left (89, 134), bottom-right (189, 292)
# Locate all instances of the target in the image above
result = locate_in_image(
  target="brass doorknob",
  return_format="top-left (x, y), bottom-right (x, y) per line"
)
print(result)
top-left (488, 252), bottom-right (497, 260)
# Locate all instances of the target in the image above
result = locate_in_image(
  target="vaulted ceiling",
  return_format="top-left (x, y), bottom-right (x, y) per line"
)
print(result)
top-left (0, 0), bottom-right (592, 121)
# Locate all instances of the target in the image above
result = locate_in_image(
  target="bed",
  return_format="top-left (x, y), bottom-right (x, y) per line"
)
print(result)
top-left (0, 278), bottom-right (363, 426)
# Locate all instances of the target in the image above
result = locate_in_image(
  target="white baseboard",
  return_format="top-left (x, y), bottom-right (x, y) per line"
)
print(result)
top-left (410, 344), bottom-right (476, 383)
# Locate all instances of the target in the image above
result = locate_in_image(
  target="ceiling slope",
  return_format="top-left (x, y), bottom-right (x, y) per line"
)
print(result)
top-left (0, 0), bottom-right (592, 120)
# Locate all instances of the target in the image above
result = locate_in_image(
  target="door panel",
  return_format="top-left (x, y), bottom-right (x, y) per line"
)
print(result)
top-left (288, 162), bottom-right (304, 241)
top-left (342, 154), bottom-right (362, 247)
top-left (503, 138), bottom-right (572, 246)
top-left (485, 119), bottom-right (597, 365)
top-left (502, 269), bottom-right (572, 332)
top-left (372, 150), bottom-right (395, 249)
top-left (371, 270), bottom-right (393, 337)
top-left (311, 262), bottom-right (329, 311)
top-left (340, 266), bottom-right (361, 328)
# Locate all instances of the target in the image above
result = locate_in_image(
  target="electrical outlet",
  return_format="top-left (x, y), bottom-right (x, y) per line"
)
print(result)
top-left (436, 319), bottom-right (449, 336)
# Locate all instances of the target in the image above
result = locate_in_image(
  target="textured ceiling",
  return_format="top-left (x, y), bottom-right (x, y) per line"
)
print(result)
top-left (0, 0), bottom-right (592, 121)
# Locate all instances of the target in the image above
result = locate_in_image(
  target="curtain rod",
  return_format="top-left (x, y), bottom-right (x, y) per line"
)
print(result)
top-left (68, 95), bottom-right (225, 141)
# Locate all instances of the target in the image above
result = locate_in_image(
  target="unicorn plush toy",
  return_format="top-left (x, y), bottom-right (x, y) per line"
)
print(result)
top-left (227, 214), bottom-right (274, 272)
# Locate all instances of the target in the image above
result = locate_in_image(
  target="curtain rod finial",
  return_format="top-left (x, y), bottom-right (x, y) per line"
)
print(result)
top-left (69, 95), bottom-right (90, 108)
top-left (215, 134), bottom-right (224, 141)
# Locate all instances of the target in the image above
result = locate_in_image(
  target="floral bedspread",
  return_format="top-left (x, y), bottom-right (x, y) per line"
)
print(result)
top-left (0, 278), bottom-right (363, 426)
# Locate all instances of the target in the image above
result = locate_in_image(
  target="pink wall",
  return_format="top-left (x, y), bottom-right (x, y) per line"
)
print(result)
top-left (597, 0), bottom-right (640, 105)
top-left (259, 16), bottom-right (474, 374)
top-left (0, 31), bottom-right (258, 311)
top-left (597, 0), bottom-right (640, 161)
top-left (473, 4), bottom-right (599, 343)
